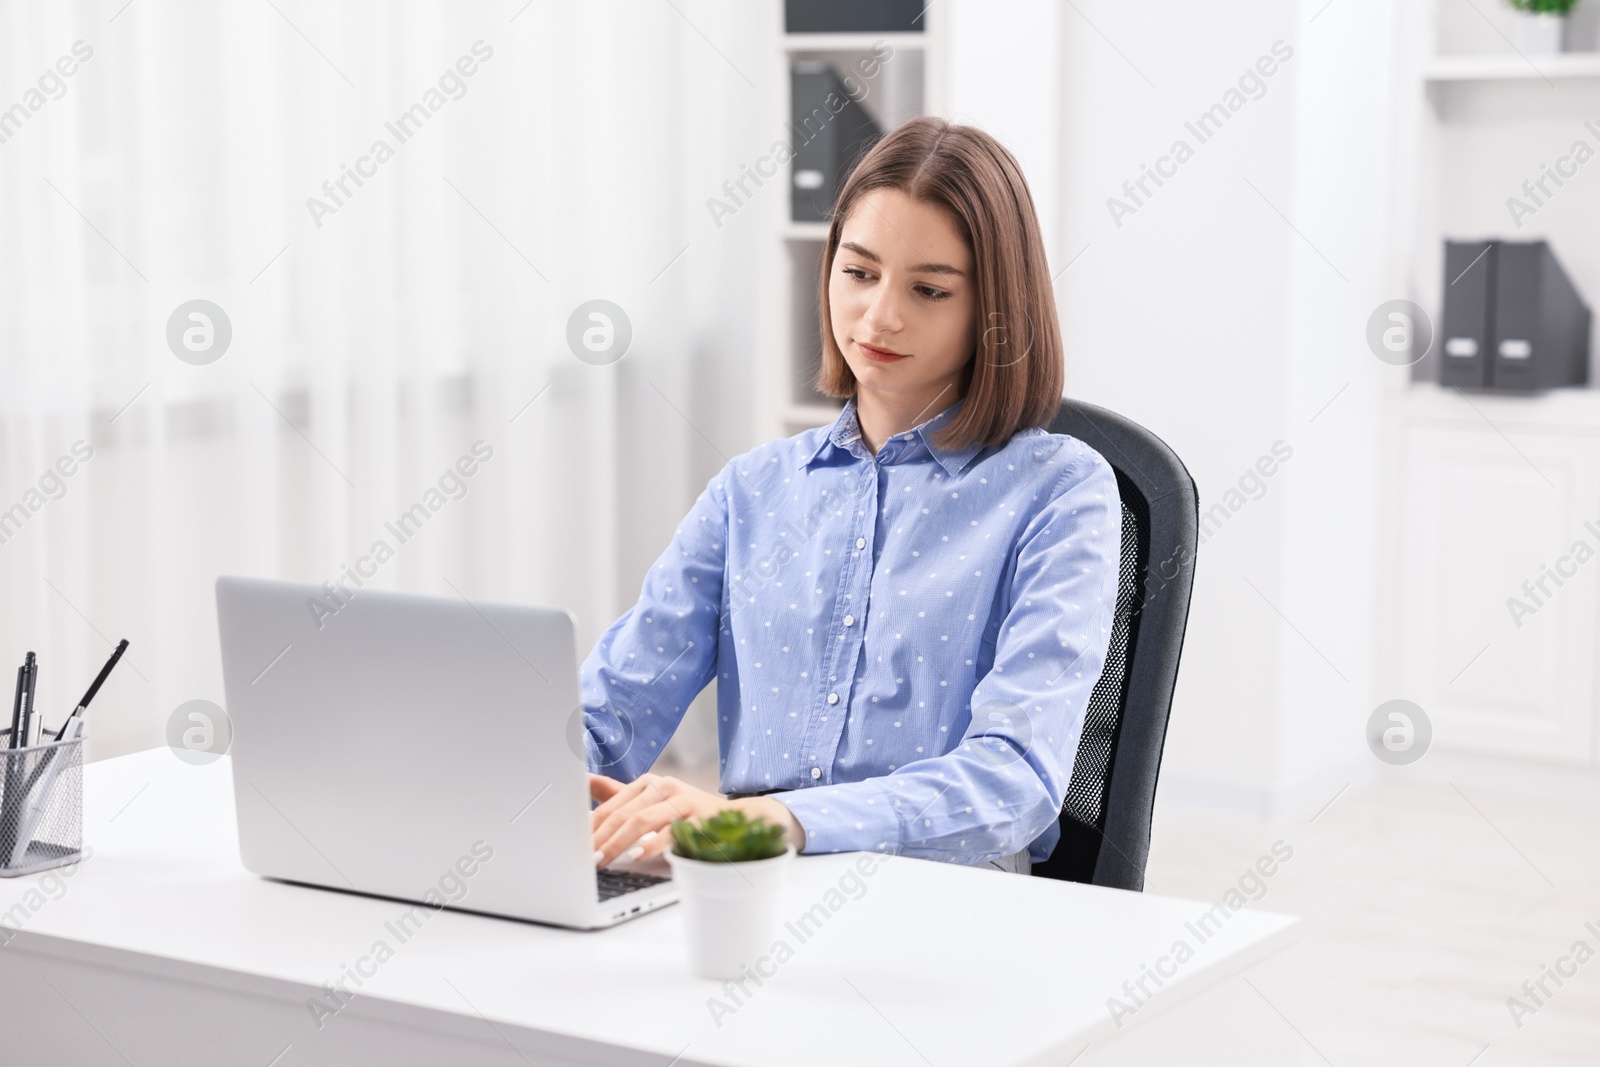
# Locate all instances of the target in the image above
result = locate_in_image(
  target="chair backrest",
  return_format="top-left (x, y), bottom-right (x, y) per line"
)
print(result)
top-left (1029, 398), bottom-right (1198, 891)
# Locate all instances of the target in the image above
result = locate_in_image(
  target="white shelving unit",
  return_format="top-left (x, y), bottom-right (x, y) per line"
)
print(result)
top-left (1422, 52), bottom-right (1600, 81)
top-left (781, 30), bottom-right (929, 54)
top-left (753, 6), bottom-right (941, 443)
top-left (1385, 1), bottom-right (1600, 767)
top-left (1395, 2), bottom-right (1600, 384)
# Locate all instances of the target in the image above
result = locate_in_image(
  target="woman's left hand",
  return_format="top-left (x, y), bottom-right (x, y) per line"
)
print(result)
top-left (589, 772), bottom-right (804, 867)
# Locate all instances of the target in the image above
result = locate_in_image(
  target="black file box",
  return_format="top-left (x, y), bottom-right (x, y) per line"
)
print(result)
top-left (1492, 241), bottom-right (1591, 391)
top-left (790, 62), bottom-right (884, 224)
top-left (1440, 240), bottom-right (1494, 388)
top-left (1439, 239), bottom-right (1591, 392)
top-left (785, 0), bottom-right (926, 34)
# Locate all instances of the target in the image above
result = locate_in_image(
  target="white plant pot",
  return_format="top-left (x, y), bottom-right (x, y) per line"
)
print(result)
top-left (665, 843), bottom-right (795, 980)
top-left (1512, 12), bottom-right (1568, 54)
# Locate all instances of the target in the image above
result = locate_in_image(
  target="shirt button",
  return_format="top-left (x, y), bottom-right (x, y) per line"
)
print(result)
top-left (811, 767), bottom-right (822, 780)
top-left (855, 537), bottom-right (866, 549)
top-left (827, 692), bottom-right (839, 705)
top-left (843, 614), bottom-right (855, 627)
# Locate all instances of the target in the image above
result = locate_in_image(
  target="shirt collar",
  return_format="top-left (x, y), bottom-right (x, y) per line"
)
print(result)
top-left (799, 395), bottom-right (983, 478)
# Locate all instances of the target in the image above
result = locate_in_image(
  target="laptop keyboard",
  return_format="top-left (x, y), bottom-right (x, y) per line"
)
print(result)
top-left (597, 867), bottom-right (671, 902)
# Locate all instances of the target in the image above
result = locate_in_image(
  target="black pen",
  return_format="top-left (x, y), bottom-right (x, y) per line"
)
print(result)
top-left (17, 653), bottom-right (36, 749)
top-left (54, 639), bottom-right (129, 742)
top-left (7, 664), bottom-right (23, 750)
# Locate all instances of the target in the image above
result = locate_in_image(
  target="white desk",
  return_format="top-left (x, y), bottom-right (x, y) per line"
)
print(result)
top-left (0, 751), bottom-right (1298, 1066)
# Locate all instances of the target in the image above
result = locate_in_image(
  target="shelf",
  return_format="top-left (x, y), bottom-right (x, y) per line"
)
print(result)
top-left (783, 32), bottom-right (926, 54)
top-left (782, 221), bottom-right (831, 241)
top-left (1423, 52), bottom-right (1600, 82)
top-left (1401, 383), bottom-right (1600, 431)
top-left (783, 404), bottom-right (844, 429)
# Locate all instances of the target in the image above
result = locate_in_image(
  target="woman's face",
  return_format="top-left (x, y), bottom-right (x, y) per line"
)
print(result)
top-left (828, 187), bottom-right (977, 408)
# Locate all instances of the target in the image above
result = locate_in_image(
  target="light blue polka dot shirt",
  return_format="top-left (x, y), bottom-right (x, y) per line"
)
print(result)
top-left (581, 393), bottom-right (1121, 866)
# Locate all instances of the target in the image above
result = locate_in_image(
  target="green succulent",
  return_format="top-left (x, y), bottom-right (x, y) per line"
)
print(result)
top-left (670, 809), bottom-right (788, 862)
top-left (1507, 0), bottom-right (1578, 14)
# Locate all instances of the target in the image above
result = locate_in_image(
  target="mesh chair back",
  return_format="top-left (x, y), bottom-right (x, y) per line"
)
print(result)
top-left (1030, 399), bottom-right (1198, 891)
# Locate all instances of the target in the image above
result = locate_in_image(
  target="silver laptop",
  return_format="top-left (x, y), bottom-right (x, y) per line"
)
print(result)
top-left (215, 575), bottom-right (678, 930)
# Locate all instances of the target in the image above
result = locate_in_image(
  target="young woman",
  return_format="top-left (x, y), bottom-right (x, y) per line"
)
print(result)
top-left (585, 116), bottom-right (1121, 876)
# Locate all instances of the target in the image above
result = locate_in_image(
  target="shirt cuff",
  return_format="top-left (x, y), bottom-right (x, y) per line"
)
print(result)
top-left (771, 779), bottom-right (902, 856)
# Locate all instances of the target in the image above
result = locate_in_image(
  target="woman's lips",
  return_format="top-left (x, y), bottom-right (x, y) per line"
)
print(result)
top-left (859, 341), bottom-right (909, 363)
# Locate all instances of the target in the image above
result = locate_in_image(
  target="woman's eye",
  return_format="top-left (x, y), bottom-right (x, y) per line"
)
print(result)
top-left (917, 286), bottom-right (950, 301)
top-left (841, 267), bottom-right (872, 282)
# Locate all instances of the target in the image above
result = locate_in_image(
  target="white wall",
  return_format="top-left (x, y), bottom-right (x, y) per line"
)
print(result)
top-left (940, 0), bottom-right (1064, 265)
top-left (1050, 0), bottom-right (1403, 817)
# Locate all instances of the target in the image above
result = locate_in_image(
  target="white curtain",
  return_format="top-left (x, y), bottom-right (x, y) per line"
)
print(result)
top-left (0, 0), bottom-right (768, 769)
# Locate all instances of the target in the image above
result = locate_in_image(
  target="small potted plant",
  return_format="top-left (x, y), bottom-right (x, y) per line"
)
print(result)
top-left (1506, 0), bottom-right (1581, 54)
top-left (664, 809), bottom-right (795, 980)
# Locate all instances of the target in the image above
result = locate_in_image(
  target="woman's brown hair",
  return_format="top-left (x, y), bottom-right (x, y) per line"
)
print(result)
top-left (814, 116), bottom-right (1064, 452)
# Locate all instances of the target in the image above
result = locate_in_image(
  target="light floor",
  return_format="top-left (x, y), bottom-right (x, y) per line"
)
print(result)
top-left (1144, 776), bottom-right (1600, 1067)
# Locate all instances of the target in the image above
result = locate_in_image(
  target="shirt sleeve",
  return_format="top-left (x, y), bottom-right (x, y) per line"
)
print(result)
top-left (775, 443), bottom-right (1122, 864)
top-left (579, 464), bottom-right (729, 783)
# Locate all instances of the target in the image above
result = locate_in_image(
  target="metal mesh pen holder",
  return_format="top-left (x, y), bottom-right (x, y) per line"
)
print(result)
top-left (0, 731), bottom-right (85, 877)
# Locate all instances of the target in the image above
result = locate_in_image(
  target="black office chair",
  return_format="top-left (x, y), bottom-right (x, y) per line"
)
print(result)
top-left (1029, 398), bottom-right (1199, 891)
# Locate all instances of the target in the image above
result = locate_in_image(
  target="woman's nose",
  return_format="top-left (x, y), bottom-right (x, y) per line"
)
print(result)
top-left (863, 284), bottom-right (904, 335)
